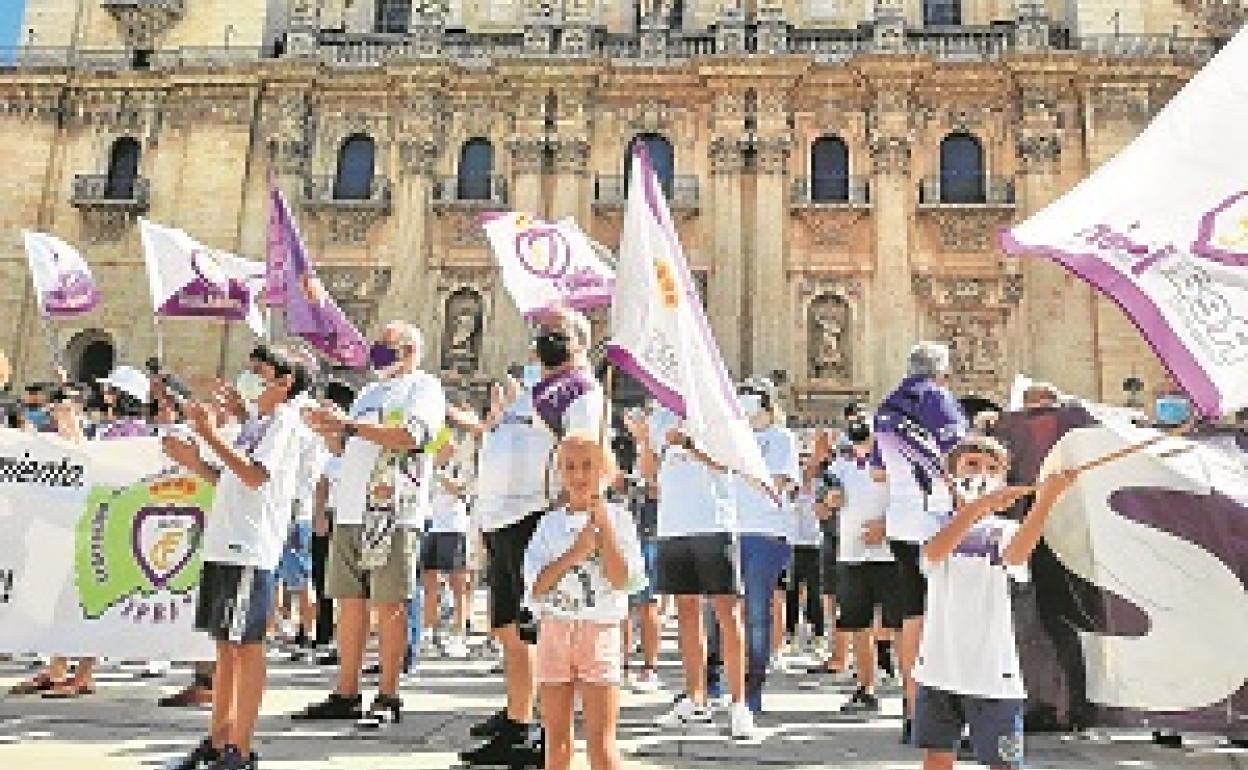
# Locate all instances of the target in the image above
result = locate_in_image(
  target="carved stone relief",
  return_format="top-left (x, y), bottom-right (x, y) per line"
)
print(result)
top-left (793, 208), bottom-right (870, 250)
top-left (926, 209), bottom-right (1015, 253)
top-left (317, 266), bottom-right (394, 334)
top-left (441, 287), bottom-right (484, 373)
top-left (808, 294), bottom-right (851, 381)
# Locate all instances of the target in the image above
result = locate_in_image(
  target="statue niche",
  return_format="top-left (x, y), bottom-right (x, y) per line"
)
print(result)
top-left (441, 288), bottom-right (483, 373)
top-left (808, 294), bottom-right (850, 381)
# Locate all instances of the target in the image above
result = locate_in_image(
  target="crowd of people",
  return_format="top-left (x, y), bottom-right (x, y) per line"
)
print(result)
top-left (5, 307), bottom-right (1169, 770)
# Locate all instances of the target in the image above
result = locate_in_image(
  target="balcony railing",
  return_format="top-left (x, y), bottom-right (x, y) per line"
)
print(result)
top-left (1074, 33), bottom-right (1221, 63)
top-left (302, 175), bottom-right (392, 211)
top-left (592, 174), bottom-right (700, 210)
top-left (918, 175), bottom-right (1016, 207)
top-left (791, 176), bottom-right (871, 207)
top-left (71, 174), bottom-right (150, 211)
top-left (905, 25), bottom-right (1015, 60)
top-left (431, 175), bottom-right (509, 207)
top-left (100, 0), bottom-right (185, 11)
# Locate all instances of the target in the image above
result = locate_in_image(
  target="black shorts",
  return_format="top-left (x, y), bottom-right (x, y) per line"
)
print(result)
top-left (194, 561), bottom-right (277, 644)
top-left (421, 531), bottom-right (467, 572)
top-left (837, 561), bottom-right (902, 630)
top-left (889, 539), bottom-right (927, 619)
top-left (820, 534), bottom-right (840, 596)
top-left (656, 533), bottom-right (742, 596)
top-left (484, 511), bottom-right (544, 630)
top-left (777, 542), bottom-right (795, 589)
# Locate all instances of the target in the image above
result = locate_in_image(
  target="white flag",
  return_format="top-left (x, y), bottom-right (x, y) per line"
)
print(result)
top-left (1001, 29), bottom-right (1248, 418)
top-left (139, 219), bottom-right (266, 338)
top-left (606, 146), bottom-right (772, 491)
top-left (22, 231), bottom-right (101, 319)
top-left (481, 211), bottom-right (615, 318)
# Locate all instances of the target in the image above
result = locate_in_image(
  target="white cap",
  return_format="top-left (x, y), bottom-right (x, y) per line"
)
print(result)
top-left (98, 365), bottom-right (151, 403)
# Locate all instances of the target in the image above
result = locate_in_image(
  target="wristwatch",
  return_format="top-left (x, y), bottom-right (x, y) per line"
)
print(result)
top-left (342, 421), bottom-right (358, 441)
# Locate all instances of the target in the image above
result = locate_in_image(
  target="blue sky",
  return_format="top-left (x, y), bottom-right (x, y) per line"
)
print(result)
top-left (1, 0), bottom-right (27, 50)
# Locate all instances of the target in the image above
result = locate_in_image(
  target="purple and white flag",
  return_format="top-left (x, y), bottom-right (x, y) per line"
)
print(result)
top-left (138, 219), bottom-right (266, 337)
top-left (1001, 28), bottom-right (1248, 418)
top-left (267, 184), bottom-right (368, 369)
top-left (22, 231), bottom-right (100, 319)
top-left (481, 211), bottom-right (615, 318)
top-left (606, 145), bottom-right (771, 491)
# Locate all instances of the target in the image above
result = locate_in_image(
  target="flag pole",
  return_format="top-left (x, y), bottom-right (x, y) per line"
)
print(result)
top-left (599, 362), bottom-right (614, 452)
top-left (37, 314), bottom-right (65, 379)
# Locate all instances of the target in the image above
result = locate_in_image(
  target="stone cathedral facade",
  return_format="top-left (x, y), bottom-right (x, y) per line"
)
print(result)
top-left (0, 0), bottom-right (1242, 415)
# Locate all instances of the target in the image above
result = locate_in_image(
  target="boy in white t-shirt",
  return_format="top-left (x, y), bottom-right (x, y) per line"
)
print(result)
top-left (161, 346), bottom-right (308, 770)
top-left (421, 439), bottom-right (473, 658)
top-left (914, 435), bottom-right (1079, 770)
top-left (524, 433), bottom-right (645, 770)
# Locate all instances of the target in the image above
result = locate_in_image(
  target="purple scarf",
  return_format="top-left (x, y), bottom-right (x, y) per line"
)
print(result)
top-left (531, 367), bottom-right (596, 436)
top-left (871, 375), bottom-right (967, 492)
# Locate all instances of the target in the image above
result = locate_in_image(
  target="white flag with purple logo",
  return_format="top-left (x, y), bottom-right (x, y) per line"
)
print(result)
top-left (139, 219), bottom-right (266, 337)
top-left (481, 211), bottom-right (615, 318)
top-left (606, 146), bottom-right (771, 492)
top-left (22, 231), bottom-right (101, 319)
top-left (1001, 29), bottom-right (1248, 418)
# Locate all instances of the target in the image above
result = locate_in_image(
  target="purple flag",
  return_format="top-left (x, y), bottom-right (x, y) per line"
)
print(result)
top-left (267, 184), bottom-right (369, 369)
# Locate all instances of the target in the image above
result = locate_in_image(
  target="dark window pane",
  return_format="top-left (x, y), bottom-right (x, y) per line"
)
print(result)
top-left (459, 138), bottom-right (494, 200)
top-left (105, 138), bottom-right (140, 199)
top-left (810, 136), bottom-right (849, 201)
top-left (923, 0), bottom-right (961, 25)
top-left (334, 135), bottom-right (376, 200)
top-left (939, 133), bottom-right (983, 203)
top-left (375, 0), bottom-right (412, 33)
top-left (625, 133), bottom-right (674, 197)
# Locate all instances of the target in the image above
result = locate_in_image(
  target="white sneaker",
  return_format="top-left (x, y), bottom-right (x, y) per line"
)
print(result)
top-left (141, 660), bottom-right (171, 678)
top-left (729, 702), bottom-right (757, 740)
top-left (443, 636), bottom-right (470, 659)
top-left (417, 639), bottom-right (439, 659)
top-left (656, 696), bottom-right (713, 728)
top-left (632, 668), bottom-right (662, 693)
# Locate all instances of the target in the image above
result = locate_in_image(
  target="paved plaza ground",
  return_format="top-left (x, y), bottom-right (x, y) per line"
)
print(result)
top-left (1, 638), bottom-right (1243, 770)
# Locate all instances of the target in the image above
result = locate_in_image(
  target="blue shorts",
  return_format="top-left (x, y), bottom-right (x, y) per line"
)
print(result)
top-left (195, 562), bottom-right (278, 644)
top-left (277, 521), bottom-right (313, 589)
top-left (630, 538), bottom-right (660, 605)
top-left (914, 684), bottom-right (1025, 769)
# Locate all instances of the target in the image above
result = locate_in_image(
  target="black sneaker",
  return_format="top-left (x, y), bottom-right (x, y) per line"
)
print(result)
top-left (291, 693), bottom-right (362, 721)
top-left (470, 709), bottom-right (510, 738)
top-left (208, 745), bottom-right (256, 770)
top-left (163, 738), bottom-right (218, 770)
top-left (357, 694), bottom-right (402, 729)
top-left (315, 650), bottom-right (340, 666)
top-left (840, 687), bottom-right (880, 715)
top-left (900, 718), bottom-right (912, 745)
top-left (460, 725), bottom-right (540, 767)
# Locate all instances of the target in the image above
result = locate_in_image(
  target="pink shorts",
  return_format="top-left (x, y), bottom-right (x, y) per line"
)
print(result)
top-left (535, 618), bottom-right (623, 686)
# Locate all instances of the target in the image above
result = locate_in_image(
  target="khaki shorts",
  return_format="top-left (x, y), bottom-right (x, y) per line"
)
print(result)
top-left (326, 524), bottom-right (414, 604)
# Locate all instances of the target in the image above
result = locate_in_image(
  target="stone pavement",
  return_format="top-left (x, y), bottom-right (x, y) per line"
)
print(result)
top-left (0, 642), bottom-right (1243, 770)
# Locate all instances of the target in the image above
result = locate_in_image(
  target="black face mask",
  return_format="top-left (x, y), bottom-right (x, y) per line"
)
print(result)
top-left (534, 331), bottom-right (572, 368)
top-left (847, 424), bottom-right (871, 444)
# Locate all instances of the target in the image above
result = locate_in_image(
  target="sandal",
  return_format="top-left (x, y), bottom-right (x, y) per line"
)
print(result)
top-left (8, 673), bottom-right (57, 695)
top-left (41, 680), bottom-right (95, 699)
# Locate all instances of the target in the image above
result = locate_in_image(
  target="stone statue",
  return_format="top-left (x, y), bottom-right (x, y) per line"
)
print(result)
top-left (808, 295), bottom-right (849, 380)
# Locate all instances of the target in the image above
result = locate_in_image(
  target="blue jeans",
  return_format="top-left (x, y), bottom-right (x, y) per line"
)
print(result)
top-left (741, 534), bottom-right (791, 713)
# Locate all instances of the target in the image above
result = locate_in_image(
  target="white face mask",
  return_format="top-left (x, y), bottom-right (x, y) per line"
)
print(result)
top-left (739, 393), bottom-right (763, 419)
top-left (236, 370), bottom-right (265, 405)
top-left (953, 474), bottom-right (1006, 504)
top-left (522, 363), bottom-right (542, 388)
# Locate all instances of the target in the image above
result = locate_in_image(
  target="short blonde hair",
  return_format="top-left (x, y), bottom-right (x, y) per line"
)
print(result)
top-left (558, 431), bottom-right (618, 480)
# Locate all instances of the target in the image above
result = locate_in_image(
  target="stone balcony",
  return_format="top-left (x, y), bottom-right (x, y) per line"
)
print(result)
top-left (70, 174), bottom-right (150, 212)
top-left (430, 175), bottom-right (509, 208)
top-left (302, 175), bottom-right (392, 212)
top-left (917, 176), bottom-right (1016, 208)
top-left (790, 176), bottom-right (872, 208)
top-left (592, 174), bottom-right (700, 212)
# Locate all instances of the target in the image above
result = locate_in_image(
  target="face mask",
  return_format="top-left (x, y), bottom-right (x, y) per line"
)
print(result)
top-left (1155, 396), bottom-right (1191, 427)
top-left (534, 332), bottom-right (571, 369)
top-left (738, 393), bottom-right (763, 418)
top-left (522, 363), bottom-right (542, 388)
top-left (953, 474), bottom-right (1006, 504)
top-left (236, 370), bottom-right (266, 404)
top-left (846, 424), bottom-right (871, 444)
top-left (369, 342), bottom-right (399, 372)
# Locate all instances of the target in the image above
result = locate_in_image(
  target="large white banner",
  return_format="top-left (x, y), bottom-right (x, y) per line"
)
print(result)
top-left (0, 430), bottom-right (214, 659)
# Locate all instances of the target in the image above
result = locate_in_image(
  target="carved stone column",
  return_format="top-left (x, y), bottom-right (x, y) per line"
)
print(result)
top-left (550, 136), bottom-right (589, 223)
top-left (872, 0), bottom-right (906, 52)
top-left (750, 134), bottom-right (792, 377)
top-left (708, 131), bottom-right (746, 373)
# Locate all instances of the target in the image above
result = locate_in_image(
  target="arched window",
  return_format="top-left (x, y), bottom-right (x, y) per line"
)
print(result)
top-left (939, 132), bottom-right (984, 203)
top-left (624, 133), bottom-right (674, 197)
top-left (810, 136), bottom-right (849, 202)
top-left (923, 0), bottom-right (961, 26)
top-left (458, 138), bottom-right (494, 201)
top-left (333, 134), bottom-right (376, 201)
top-left (375, 0), bottom-right (412, 32)
top-left (105, 137), bottom-right (140, 200)
top-left (66, 329), bottom-right (116, 383)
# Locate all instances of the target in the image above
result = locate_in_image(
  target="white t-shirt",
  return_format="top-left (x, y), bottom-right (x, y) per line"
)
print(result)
top-left (429, 469), bottom-right (470, 533)
top-left (475, 393), bottom-right (555, 532)
top-left (522, 502), bottom-right (646, 623)
top-left (734, 424), bottom-right (799, 537)
top-left (877, 434), bottom-right (953, 544)
top-left (201, 403), bottom-right (303, 569)
top-left (331, 371), bottom-right (447, 527)
top-left (789, 489), bottom-right (823, 547)
top-left (650, 407), bottom-right (737, 538)
top-left (291, 395), bottom-right (329, 524)
top-left (914, 515), bottom-right (1028, 700)
top-left (831, 457), bottom-right (894, 563)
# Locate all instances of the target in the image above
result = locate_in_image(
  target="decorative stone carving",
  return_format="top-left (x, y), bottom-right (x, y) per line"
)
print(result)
top-left (930, 309), bottom-right (1009, 393)
top-left (808, 294), bottom-right (851, 381)
top-left (624, 100), bottom-right (672, 133)
top-left (754, 135), bottom-right (792, 176)
top-left (1088, 86), bottom-right (1153, 123)
top-left (441, 287), bottom-right (484, 373)
top-left (317, 266), bottom-right (393, 334)
top-left (165, 87), bottom-right (255, 129)
top-left (78, 210), bottom-right (139, 245)
top-left (552, 137), bottom-right (590, 175)
top-left (65, 88), bottom-right (164, 136)
top-left (312, 209), bottom-right (388, 246)
top-left (507, 136), bottom-right (546, 175)
top-left (1016, 133), bottom-right (1061, 174)
top-left (436, 209), bottom-right (490, 247)
top-left (913, 272), bottom-right (1024, 307)
top-left (262, 92), bottom-right (310, 175)
top-left (709, 135), bottom-right (745, 175)
top-left (793, 208), bottom-right (870, 249)
top-left (101, 0), bottom-right (185, 50)
top-left (399, 137), bottom-right (441, 176)
top-left (926, 208), bottom-right (1014, 252)
top-left (869, 135), bottom-right (910, 176)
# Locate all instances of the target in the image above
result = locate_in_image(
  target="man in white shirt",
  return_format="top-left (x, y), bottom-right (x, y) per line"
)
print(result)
top-left (297, 321), bottom-right (447, 729)
top-left (464, 306), bottom-right (604, 770)
top-left (161, 346), bottom-right (308, 770)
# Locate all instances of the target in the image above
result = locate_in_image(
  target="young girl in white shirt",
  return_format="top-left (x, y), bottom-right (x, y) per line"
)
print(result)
top-left (523, 432), bottom-right (645, 770)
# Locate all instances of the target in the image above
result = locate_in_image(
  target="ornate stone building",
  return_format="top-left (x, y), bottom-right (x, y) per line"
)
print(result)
top-left (0, 0), bottom-right (1242, 415)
